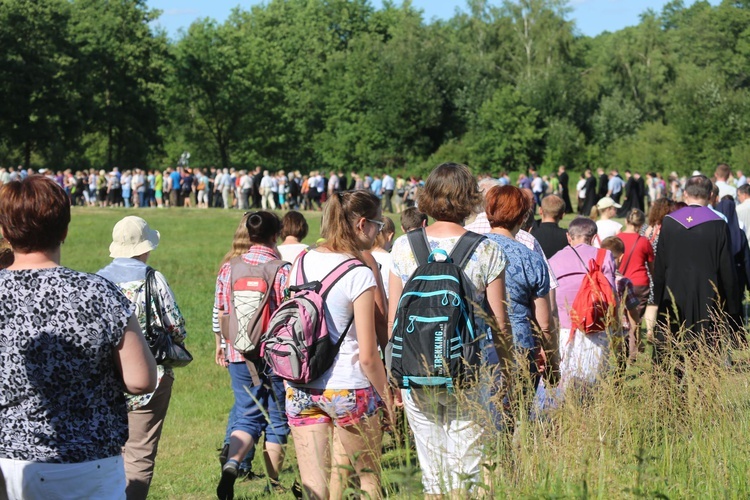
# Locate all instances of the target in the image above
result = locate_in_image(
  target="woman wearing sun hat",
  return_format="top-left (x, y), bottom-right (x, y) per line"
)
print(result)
top-left (98, 215), bottom-right (188, 500)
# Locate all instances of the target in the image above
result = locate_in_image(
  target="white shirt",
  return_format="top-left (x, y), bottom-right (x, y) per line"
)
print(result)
top-left (277, 243), bottom-right (308, 264)
top-left (576, 179), bottom-right (586, 198)
top-left (716, 180), bottom-right (737, 200)
top-left (382, 175), bottom-right (395, 191)
top-left (531, 176), bottom-right (544, 193)
top-left (289, 250), bottom-right (377, 390)
top-left (372, 250), bottom-right (392, 299)
top-left (594, 219), bottom-right (622, 247)
top-left (737, 199), bottom-right (750, 240)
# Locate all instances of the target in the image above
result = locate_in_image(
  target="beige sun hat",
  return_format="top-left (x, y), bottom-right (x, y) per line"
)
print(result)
top-left (109, 216), bottom-right (160, 258)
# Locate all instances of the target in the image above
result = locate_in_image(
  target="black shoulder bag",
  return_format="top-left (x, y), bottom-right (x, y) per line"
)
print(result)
top-left (145, 267), bottom-right (193, 368)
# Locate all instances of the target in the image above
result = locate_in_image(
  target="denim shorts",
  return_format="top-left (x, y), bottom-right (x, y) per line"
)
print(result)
top-left (285, 386), bottom-right (383, 427)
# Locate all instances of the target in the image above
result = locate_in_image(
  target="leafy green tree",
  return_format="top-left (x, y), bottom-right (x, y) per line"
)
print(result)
top-left (592, 90), bottom-right (643, 148)
top-left (70, 0), bottom-right (169, 167)
top-left (542, 118), bottom-right (586, 171)
top-left (467, 86), bottom-right (543, 171)
top-left (171, 12), bottom-right (284, 170)
top-left (0, 0), bottom-right (82, 168)
top-left (315, 6), bottom-right (447, 170)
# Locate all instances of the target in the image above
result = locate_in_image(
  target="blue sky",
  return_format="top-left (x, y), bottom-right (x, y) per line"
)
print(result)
top-left (150, 0), bottom-right (721, 39)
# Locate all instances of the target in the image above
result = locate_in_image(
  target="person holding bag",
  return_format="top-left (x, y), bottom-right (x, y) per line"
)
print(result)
top-left (98, 216), bottom-right (189, 500)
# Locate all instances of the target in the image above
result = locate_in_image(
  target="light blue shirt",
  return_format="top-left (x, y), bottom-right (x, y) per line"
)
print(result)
top-left (371, 179), bottom-right (383, 198)
top-left (608, 176), bottom-right (624, 194)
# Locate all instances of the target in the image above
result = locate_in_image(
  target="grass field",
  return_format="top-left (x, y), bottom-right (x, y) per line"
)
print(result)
top-left (63, 207), bottom-right (750, 499)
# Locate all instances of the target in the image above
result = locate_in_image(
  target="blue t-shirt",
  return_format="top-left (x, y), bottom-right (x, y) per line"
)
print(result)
top-left (169, 171), bottom-right (181, 190)
top-left (486, 233), bottom-right (550, 349)
top-left (371, 179), bottom-right (382, 198)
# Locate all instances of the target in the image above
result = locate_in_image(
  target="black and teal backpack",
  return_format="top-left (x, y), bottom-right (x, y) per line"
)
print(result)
top-left (388, 228), bottom-right (487, 391)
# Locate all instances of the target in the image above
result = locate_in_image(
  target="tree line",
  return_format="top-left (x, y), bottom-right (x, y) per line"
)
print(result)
top-left (2, 0), bottom-right (749, 176)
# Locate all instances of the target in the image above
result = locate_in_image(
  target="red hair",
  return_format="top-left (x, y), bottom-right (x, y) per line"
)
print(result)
top-left (0, 176), bottom-right (71, 252)
top-left (485, 185), bottom-right (532, 230)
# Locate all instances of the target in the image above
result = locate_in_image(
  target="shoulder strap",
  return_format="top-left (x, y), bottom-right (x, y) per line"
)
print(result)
top-left (296, 251), bottom-right (308, 287)
top-left (595, 247), bottom-right (607, 267)
top-left (318, 258), bottom-right (369, 350)
top-left (620, 235), bottom-right (640, 275)
top-left (448, 231), bottom-right (486, 269)
top-left (319, 258), bottom-right (367, 301)
top-left (144, 266), bottom-right (158, 339)
top-left (569, 245), bottom-right (587, 271)
top-left (407, 228), bottom-right (431, 266)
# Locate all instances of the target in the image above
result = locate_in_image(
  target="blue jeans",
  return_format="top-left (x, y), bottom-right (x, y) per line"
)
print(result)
top-left (138, 190), bottom-right (147, 208)
top-left (224, 404), bottom-right (254, 470)
top-left (226, 362), bottom-right (289, 450)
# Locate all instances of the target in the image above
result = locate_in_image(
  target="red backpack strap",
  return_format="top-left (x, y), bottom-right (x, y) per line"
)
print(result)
top-left (595, 247), bottom-right (606, 267)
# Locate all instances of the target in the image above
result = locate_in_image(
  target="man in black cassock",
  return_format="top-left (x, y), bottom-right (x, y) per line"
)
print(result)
top-left (617, 170), bottom-right (640, 217)
top-left (597, 168), bottom-right (609, 202)
top-left (581, 168), bottom-right (598, 217)
top-left (558, 165), bottom-right (573, 214)
top-left (634, 172), bottom-right (646, 211)
top-left (652, 175), bottom-right (740, 365)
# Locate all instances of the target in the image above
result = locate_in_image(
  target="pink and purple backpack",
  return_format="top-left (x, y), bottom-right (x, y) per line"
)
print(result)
top-left (261, 253), bottom-right (366, 383)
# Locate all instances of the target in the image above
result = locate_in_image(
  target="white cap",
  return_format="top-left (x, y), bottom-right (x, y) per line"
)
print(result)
top-left (596, 196), bottom-right (622, 210)
top-left (109, 216), bottom-right (160, 258)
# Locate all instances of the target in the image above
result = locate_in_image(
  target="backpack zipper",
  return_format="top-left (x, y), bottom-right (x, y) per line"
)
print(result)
top-left (406, 315), bottom-right (450, 333)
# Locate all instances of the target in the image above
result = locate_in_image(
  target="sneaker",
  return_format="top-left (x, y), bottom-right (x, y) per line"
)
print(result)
top-left (217, 459), bottom-right (239, 500)
top-left (263, 478), bottom-right (288, 495)
top-left (218, 444), bottom-right (229, 467)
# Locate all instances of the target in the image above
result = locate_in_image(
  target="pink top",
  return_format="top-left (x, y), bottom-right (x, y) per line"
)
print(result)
top-left (549, 243), bottom-right (617, 329)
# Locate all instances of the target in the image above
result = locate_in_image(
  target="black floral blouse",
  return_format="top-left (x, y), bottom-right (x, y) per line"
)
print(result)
top-left (0, 267), bottom-right (133, 463)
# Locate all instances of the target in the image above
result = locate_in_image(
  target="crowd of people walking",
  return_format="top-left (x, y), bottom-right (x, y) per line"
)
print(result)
top-left (0, 160), bottom-right (747, 499)
top-left (0, 165), bottom-right (423, 214)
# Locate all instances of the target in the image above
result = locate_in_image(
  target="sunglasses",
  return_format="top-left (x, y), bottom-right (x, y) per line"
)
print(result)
top-left (366, 218), bottom-right (385, 233)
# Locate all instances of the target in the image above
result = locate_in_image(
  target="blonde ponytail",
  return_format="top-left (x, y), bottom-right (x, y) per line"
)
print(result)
top-left (321, 190), bottom-right (380, 259)
top-left (589, 205), bottom-right (600, 220)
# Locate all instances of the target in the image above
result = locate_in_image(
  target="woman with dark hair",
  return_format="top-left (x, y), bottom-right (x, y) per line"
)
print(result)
top-left (277, 211), bottom-right (309, 263)
top-left (286, 190), bottom-right (390, 500)
top-left (388, 162), bottom-right (511, 497)
top-left (0, 176), bottom-right (157, 499)
top-left (640, 198), bottom-right (674, 338)
top-left (214, 211), bottom-right (291, 499)
top-left (484, 185), bottom-right (558, 401)
top-left (0, 238), bottom-right (12, 269)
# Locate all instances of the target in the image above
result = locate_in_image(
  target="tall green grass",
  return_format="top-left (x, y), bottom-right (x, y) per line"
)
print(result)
top-left (62, 208), bottom-right (750, 498)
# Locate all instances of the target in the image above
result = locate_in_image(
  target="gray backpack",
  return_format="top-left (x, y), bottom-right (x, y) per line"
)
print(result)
top-left (221, 257), bottom-right (288, 359)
